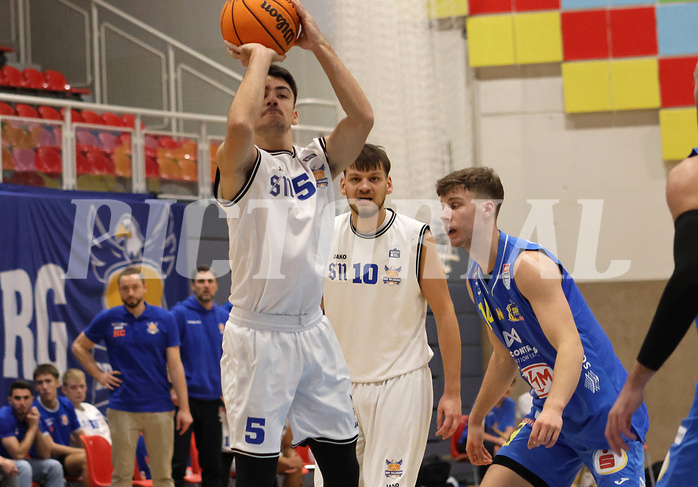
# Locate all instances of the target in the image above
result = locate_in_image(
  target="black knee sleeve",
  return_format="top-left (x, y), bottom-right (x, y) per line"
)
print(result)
top-left (308, 439), bottom-right (359, 487)
top-left (638, 210), bottom-right (698, 370)
top-left (233, 453), bottom-right (279, 487)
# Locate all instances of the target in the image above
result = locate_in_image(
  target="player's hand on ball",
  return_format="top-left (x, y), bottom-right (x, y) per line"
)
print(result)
top-left (290, 0), bottom-right (324, 51)
top-left (527, 407), bottom-right (562, 449)
top-left (465, 424), bottom-right (493, 466)
top-left (224, 41), bottom-right (285, 67)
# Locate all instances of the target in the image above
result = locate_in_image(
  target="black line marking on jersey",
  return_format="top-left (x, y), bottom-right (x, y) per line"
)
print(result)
top-left (416, 224), bottom-right (429, 282)
top-left (215, 149), bottom-right (262, 207)
top-left (241, 0), bottom-right (285, 53)
top-left (349, 208), bottom-right (396, 239)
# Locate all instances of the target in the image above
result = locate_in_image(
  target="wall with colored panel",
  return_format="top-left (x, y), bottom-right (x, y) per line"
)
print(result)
top-left (464, 0), bottom-right (698, 160)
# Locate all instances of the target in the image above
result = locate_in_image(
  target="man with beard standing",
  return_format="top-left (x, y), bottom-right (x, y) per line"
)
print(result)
top-left (170, 265), bottom-right (227, 487)
top-left (72, 267), bottom-right (192, 487)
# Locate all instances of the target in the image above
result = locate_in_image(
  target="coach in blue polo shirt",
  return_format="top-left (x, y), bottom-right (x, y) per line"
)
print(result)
top-left (72, 266), bottom-right (193, 487)
top-left (170, 264), bottom-right (227, 487)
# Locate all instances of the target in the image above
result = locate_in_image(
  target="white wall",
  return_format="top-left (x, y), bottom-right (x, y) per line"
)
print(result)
top-left (473, 64), bottom-right (675, 281)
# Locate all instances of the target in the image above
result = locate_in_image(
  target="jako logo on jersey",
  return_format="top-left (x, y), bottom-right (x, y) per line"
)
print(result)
top-left (521, 363), bottom-right (553, 398)
top-left (147, 322), bottom-right (159, 334)
top-left (389, 248), bottom-right (400, 258)
top-left (312, 163), bottom-right (329, 188)
top-left (507, 301), bottom-right (524, 322)
top-left (502, 263), bottom-right (511, 290)
top-left (593, 449), bottom-right (628, 475)
top-left (333, 254), bottom-right (347, 260)
top-left (503, 328), bottom-right (522, 347)
top-left (385, 459), bottom-right (403, 478)
top-left (383, 266), bottom-right (402, 285)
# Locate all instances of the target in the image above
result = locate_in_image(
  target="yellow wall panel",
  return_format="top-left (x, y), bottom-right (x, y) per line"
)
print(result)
top-left (562, 61), bottom-right (612, 113)
top-left (467, 15), bottom-right (515, 67)
top-left (611, 59), bottom-right (660, 111)
top-left (428, 0), bottom-right (468, 18)
top-left (660, 108), bottom-right (698, 160)
top-left (514, 12), bottom-right (563, 65)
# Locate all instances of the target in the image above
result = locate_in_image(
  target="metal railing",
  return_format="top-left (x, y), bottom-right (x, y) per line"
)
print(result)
top-left (0, 93), bottom-right (332, 199)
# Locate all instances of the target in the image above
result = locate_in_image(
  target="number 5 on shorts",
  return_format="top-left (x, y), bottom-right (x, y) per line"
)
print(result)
top-left (245, 417), bottom-right (266, 445)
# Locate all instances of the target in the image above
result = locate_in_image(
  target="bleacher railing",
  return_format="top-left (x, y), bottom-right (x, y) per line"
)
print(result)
top-left (0, 93), bottom-right (333, 199)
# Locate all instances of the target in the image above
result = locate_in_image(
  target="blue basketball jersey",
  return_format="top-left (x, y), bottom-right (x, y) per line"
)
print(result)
top-left (468, 231), bottom-right (649, 449)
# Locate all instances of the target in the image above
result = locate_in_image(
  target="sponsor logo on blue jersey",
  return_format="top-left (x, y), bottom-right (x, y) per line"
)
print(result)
top-left (506, 301), bottom-right (524, 322)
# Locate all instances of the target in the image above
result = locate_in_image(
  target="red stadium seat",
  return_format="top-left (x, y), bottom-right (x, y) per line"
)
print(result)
top-left (15, 104), bottom-right (39, 118)
top-left (5, 171), bottom-right (44, 187)
top-left (23, 68), bottom-right (48, 90)
top-left (0, 102), bottom-right (13, 116)
top-left (145, 156), bottom-right (159, 178)
top-left (60, 108), bottom-right (83, 124)
top-left (158, 136), bottom-right (180, 149)
top-left (12, 148), bottom-right (36, 172)
top-left (44, 70), bottom-right (91, 96)
top-left (35, 147), bottom-right (62, 175)
top-left (85, 150), bottom-right (114, 175)
top-left (80, 110), bottom-right (103, 125)
top-left (38, 106), bottom-right (61, 120)
top-left (81, 435), bottom-right (112, 487)
top-left (183, 435), bottom-right (202, 485)
top-left (101, 112), bottom-right (123, 127)
top-left (38, 127), bottom-right (60, 148)
top-left (1, 66), bottom-right (24, 87)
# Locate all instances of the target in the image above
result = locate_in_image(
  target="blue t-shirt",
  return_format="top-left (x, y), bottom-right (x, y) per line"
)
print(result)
top-left (468, 231), bottom-right (649, 449)
top-left (84, 303), bottom-right (180, 413)
top-left (458, 397), bottom-right (517, 452)
top-left (0, 405), bottom-right (40, 458)
top-left (34, 396), bottom-right (81, 447)
top-left (171, 295), bottom-right (226, 400)
top-left (220, 301), bottom-right (232, 315)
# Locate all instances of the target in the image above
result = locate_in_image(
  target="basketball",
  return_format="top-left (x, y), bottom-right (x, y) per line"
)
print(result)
top-left (220, 0), bottom-right (300, 55)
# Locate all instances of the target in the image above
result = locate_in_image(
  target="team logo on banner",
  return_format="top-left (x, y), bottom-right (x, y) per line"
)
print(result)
top-left (593, 449), bottom-right (628, 475)
top-left (311, 163), bottom-right (328, 188)
top-left (502, 264), bottom-right (511, 289)
top-left (385, 459), bottom-right (403, 478)
top-left (90, 213), bottom-right (177, 309)
top-left (383, 266), bottom-right (402, 285)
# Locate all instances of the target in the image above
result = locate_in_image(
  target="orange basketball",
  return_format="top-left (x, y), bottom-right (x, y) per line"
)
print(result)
top-left (220, 0), bottom-right (300, 55)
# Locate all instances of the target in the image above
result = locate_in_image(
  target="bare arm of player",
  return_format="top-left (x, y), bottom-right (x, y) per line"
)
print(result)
top-left (514, 251), bottom-right (584, 450)
top-left (605, 362), bottom-right (654, 453)
top-left (216, 42), bottom-right (285, 201)
top-left (290, 0), bottom-right (373, 178)
top-left (166, 346), bottom-right (193, 435)
top-left (71, 333), bottom-right (122, 390)
top-left (40, 432), bottom-right (84, 457)
top-left (466, 321), bottom-right (519, 466)
top-left (419, 230), bottom-right (461, 440)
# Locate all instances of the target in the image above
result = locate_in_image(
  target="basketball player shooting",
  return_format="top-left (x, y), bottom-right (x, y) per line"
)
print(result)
top-left (214, 0), bottom-right (374, 486)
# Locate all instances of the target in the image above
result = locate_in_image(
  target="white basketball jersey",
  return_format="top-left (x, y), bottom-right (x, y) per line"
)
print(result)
top-left (323, 210), bottom-right (434, 382)
top-left (76, 403), bottom-right (111, 443)
top-left (216, 138), bottom-right (335, 318)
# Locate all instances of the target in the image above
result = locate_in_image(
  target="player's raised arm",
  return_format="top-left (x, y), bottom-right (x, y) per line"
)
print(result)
top-left (290, 0), bottom-right (373, 177)
top-left (514, 251), bottom-right (584, 450)
top-left (419, 230), bottom-right (462, 439)
top-left (217, 42), bottom-right (286, 201)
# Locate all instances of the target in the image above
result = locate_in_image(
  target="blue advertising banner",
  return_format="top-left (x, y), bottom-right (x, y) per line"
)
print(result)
top-left (0, 184), bottom-right (191, 408)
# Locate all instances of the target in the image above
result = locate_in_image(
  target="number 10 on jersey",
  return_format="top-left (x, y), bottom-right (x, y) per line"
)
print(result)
top-left (328, 262), bottom-right (378, 285)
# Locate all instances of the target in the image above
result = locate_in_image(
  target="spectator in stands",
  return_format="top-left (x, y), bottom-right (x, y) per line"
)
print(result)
top-left (71, 266), bottom-right (192, 487)
top-left (32, 364), bottom-right (88, 487)
top-left (61, 369), bottom-right (151, 480)
top-left (0, 380), bottom-right (64, 487)
top-left (0, 455), bottom-right (19, 487)
top-left (170, 265), bottom-right (227, 487)
top-left (61, 369), bottom-right (110, 442)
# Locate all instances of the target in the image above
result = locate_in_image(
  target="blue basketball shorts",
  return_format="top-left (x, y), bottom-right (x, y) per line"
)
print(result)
top-left (493, 421), bottom-right (646, 487)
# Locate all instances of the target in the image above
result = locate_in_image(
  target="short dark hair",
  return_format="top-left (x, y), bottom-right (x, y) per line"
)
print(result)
top-left (268, 64), bottom-right (298, 105)
top-left (191, 264), bottom-right (215, 283)
top-left (436, 167), bottom-right (505, 217)
top-left (346, 144), bottom-right (391, 177)
top-left (9, 380), bottom-right (34, 395)
top-left (118, 266), bottom-right (144, 285)
top-left (33, 363), bottom-right (59, 381)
